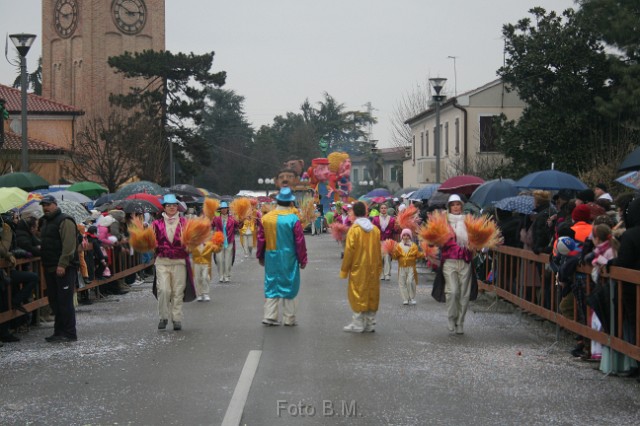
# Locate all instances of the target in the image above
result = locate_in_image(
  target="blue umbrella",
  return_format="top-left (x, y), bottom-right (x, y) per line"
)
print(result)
top-left (615, 171), bottom-right (640, 190)
top-left (618, 146), bottom-right (640, 172)
top-left (409, 183), bottom-right (441, 200)
top-left (495, 195), bottom-right (535, 214)
top-left (516, 170), bottom-right (588, 191)
top-left (469, 179), bottom-right (518, 208)
top-left (364, 188), bottom-right (392, 198)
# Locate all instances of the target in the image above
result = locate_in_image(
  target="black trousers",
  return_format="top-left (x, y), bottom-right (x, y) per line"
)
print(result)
top-left (10, 269), bottom-right (38, 306)
top-left (44, 267), bottom-right (78, 339)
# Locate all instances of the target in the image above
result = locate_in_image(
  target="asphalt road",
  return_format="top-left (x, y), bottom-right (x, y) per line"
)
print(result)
top-left (1, 233), bottom-right (639, 425)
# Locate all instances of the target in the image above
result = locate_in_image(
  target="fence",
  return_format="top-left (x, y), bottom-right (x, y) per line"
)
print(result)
top-left (479, 245), bottom-right (640, 361)
top-left (0, 246), bottom-right (150, 325)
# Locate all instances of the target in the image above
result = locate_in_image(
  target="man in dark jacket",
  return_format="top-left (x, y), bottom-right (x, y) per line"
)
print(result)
top-left (39, 195), bottom-right (79, 343)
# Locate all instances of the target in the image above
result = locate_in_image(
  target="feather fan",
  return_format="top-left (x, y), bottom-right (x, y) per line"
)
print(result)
top-left (329, 222), bottom-right (349, 242)
top-left (203, 198), bottom-right (220, 219)
top-left (464, 214), bottom-right (503, 251)
top-left (212, 230), bottom-right (225, 246)
top-left (298, 196), bottom-right (316, 229)
top-left (181, 217), bottom-right (212, 250)
top-left (230, 198), bottom-right (252, 222)
top-left (419, 210), bottom-right (453, 247)
top-left (381, 239), bottom-right (397, 255)
top-left (396, 204), bottom-right (420, 234)
top-left (420, 242), bottom-right (440, 260)
top-left (128, 217), bottom-right (157, 253)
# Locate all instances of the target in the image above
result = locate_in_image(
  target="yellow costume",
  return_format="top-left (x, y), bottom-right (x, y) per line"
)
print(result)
top-left (339, 219), bottom-right (382, 313)
top-left (391, 241), bottom-right (420, 304)
top-left (191, 242), bottom-right (215, 300)
top-left (391, 242), bottom-right (419, 284)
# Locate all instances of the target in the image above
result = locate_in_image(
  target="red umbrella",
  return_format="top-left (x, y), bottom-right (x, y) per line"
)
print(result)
top-left (126, 193), bottom-right (162, 209)
top-left (438, 175), bottom-right (485, 196)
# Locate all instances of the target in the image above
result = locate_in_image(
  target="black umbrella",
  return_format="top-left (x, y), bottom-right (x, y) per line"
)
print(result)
top-left (100, 199), bottom-right (160, 214)
top-left (169, 184), bottom-right (204, 197)
top-left (618, 146), bottom-right (640, 172)
top-left (94, 193), bottom-right (118, 207)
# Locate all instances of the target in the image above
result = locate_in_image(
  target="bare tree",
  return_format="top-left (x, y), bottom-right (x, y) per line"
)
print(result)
top-left (389, 82), bottom-right (431, 149)
top-left (66, 114), bottom-right (139, 192)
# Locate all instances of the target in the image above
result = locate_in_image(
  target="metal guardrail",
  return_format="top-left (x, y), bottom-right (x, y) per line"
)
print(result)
top-left (479, 245), bottom-right (640, 361)
top-left (0, 246), bottom-right (151, 325)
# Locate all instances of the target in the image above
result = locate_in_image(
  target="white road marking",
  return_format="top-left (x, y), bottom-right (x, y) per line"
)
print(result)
top-left (221, 349), bottom-right (262, 426)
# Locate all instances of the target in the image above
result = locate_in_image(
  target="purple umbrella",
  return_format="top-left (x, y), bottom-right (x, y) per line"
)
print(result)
top-left (364, 188), bottom-right (392, 198)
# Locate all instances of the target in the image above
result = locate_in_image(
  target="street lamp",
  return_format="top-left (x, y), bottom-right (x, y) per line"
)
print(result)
top-left (429, 77), bottom-right (447, 183)
top-left (9, 33), bottom-right (37, 172)
top-left (258, 177), bottom-right (274, 197)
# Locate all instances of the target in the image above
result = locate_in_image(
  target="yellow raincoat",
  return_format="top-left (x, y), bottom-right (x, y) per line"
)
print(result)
top-left (391, 242), bottom-right (419, 285)
top-left (191, 242), bottom-right (215, 277)
top-left (339, 218), bottom-right (382, 312)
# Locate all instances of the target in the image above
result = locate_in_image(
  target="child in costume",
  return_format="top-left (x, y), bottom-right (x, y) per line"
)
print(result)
top-left (191, 240), bottom-right (215, 301)
top-left (392, 228), bottom-right (420, 305)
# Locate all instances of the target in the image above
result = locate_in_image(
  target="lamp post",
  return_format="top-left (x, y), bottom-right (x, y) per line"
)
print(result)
top-left (9, 33), bottom-right (37, 172)
top-left (429, 77), bottom-right (447, 183)
top-left (258, 177), bottom-right (274, 197)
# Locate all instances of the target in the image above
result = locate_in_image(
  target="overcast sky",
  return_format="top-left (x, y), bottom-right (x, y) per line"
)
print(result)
top-left (1, 0), bottom-right (576, 147)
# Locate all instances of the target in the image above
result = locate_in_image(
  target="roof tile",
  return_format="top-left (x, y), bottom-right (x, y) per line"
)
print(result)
top-left (0, 84), bottom-right (83, 115)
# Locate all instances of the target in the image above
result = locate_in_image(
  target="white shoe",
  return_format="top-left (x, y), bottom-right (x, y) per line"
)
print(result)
top-left (343, 323), bottom-right (364, 333)
top-left (455, 325), bottom-right (464, 335)
top-left (223, 277), bottom-right (230, 282)
top-left (448, 319), bottom-right (456, 333)
top-left (219, 278), bottom-right (223, 283)
top-left (197, 295), bottom-right (204, 302)
top-left (409, 299), bottom-right (417, 305)
top-left (203, 295), bottom-right (210, 301)
top-left (262, 318), bottom-right (280, 326)
top-left (402, 300), bottom-right (409, 305)
top-left (385, 276), bottom-right (391, 281)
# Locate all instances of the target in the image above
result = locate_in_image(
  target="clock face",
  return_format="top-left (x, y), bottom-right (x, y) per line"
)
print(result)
top-left (111, 0), bottom-right (147, 35)
top-left (54, 0), bottom-right (79, 38)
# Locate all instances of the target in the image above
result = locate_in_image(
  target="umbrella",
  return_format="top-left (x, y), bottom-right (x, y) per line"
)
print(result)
top-left (0, 172), bottom-right (49, 191)
top-left (469, 179), bottom-right (518, 208)
top-left (515, 169), bottom-right (587, 191)
top-left (615, 171), bottom-right (640, 190)
top-left (409, 183), bottom-right (441, 200)
top-left (364, 188), bottom-right (392, 198)
top-left (67, 181), bottom-right (108, 198)
top-left (57, 200), bottom-right (91, 223)
top-left (170, 184), bottom-right (205, 197)
top-left (394, 187), bottom-right (418, 198)
top-left (126, 193), bottom-right (162, 209)
top-left (94, 193), bottom-right (119, 207)
top-left (115, 181), bottom-right (165, 199)
top-left (427, 191), bottom-right (451, 208)
top-left (18, 199), bottom-right (43, 219)
top-left (107, 199), bottom-right (160, 214)
top-left (438, 175), bottom-right (485, 196)
top-left (618, 146), bottom-right (640, 172)
top-left (42, 190), bottom-right (91, 204)
top-left (0, 187), bottom-right (29, 213)
top-left (494, 195), bottom-right (535, 215)
top-left (370, 196), bottom-right (389, 204)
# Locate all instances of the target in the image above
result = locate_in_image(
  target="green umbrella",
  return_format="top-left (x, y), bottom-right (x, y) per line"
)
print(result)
top-left (0, 172), bottom-right (49, 191)
top-left (0, 187), bottom-right (29, 213)
top-left (68, 181), bottom-right (108, 198)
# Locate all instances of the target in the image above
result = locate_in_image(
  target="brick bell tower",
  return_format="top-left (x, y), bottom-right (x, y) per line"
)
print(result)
top-left (42, 0), bottom-right (165, 123)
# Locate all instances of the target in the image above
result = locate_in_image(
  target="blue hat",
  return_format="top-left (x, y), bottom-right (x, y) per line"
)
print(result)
top-left (276, 187), bottom-right (296, 202)
top-left (161, 194), bottom-right (179, 205)
top-left (39, 195), bottom-right (58, 205)
top-left (219, 201), bottom-right (229, 209)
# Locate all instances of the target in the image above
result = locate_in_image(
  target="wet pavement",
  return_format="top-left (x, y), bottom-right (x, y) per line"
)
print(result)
top-left (1, 233), bottom-right (639, 425)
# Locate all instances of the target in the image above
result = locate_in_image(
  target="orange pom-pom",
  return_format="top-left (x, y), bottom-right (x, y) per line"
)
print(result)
top-left (419, 210), bottom-right (453, 246)
top-left (128, 217), bottom-right (157, 253)
top-left (381, 239), bottom-right (397, 255)
top-left (464, 214), bottom-right (503, 250)
top-left (420, 242), bottom-right (439, 259)
top-left (203, 198), bottom-right (220, 219)
top-left (212, 231), bottom-right (225, 246)
top-left (211, 243), bottom-right (222, 254)
top-left (329, 222), bottom-right (349, 242)
top-left (181, 217), bottom-right (212, 250)
top-left (396, 204), bottom-right (420, 234)
top-left (230, 198), bottom-right (252, 222)
top-left (298, 196), bottom-right (316, 229)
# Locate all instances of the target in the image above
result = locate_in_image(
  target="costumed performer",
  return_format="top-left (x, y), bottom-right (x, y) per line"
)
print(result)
top-left (442, 194), bottom-right (473, 335)
top-left (372, 203), bottom-right (396, 280)
top-left (211, 201), bottom-right (241, 283)
top-left (191, 239), bottom-right (215, 302)
top-left (339, 201), bottom-right (382, 333)
top-left (152, 194), bottom-right (196, 331)
top-left (256, 187), bottom-right (308, 326)
top-left (391, 228), bottom-right (420, 305)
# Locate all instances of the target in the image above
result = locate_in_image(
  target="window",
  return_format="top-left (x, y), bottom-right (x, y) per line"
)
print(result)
top-left (480, 115), bottom-right (498, 152)
top-left (426, 130), bottom-right (429, 156)
top-left (420, 132), bottom-right (424, 157)
top-left (391, 167), bottom-right (398, 182)
top-left (445, 122), bottom-right (449, 156)
top-left (353, 168), bottom-right (359, 183)
top-left (455, 118), bottom-right (460, 155)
